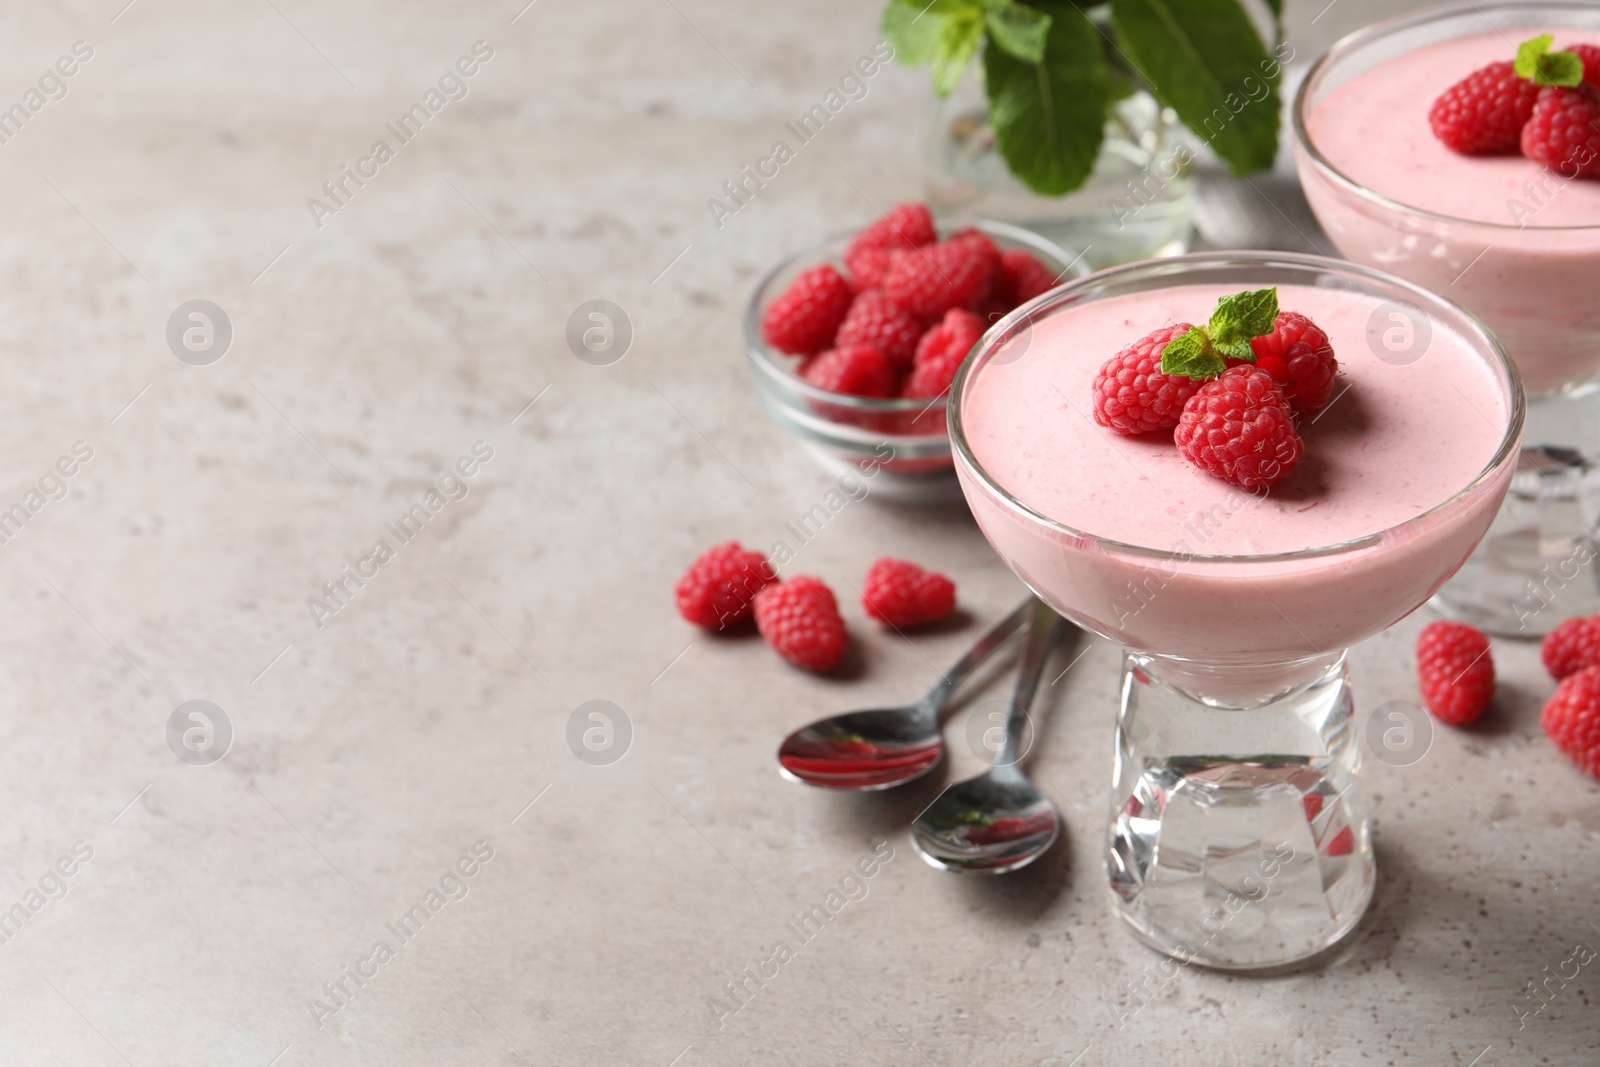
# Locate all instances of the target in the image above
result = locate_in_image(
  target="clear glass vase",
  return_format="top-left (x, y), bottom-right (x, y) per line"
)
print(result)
top-left (923, 69), bottom-right (1196, 268)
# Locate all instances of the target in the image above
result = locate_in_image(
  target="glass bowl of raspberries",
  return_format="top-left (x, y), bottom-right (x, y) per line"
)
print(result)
top-left (743, 201), bottom-right (1083, 504)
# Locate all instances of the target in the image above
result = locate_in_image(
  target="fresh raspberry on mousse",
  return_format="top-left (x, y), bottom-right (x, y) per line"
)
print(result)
top-left (1428, 61), bottom-right (1542, 154)
top-left (1091, 323), bottom-right (1205, 435)
top-left (1428, 35), bottom-right (1600, 179)
top-left (1092, 287), bottom-right (1324, 491)
top-left (1175, 365), bottom-right (1305, 491)
top-left (1247, 311), bottom-right (1339, 416)
top-left (1521, 84), bottom-right (1600, 178)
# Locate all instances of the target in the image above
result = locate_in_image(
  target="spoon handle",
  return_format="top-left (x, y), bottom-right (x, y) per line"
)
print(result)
top-left (922, 597), bottom-right (1034, 711)
top-left (997, 599), bottom-right (1065, 768)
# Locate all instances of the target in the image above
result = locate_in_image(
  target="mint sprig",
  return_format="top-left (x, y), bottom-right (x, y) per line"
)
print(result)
top-left (1159, 287), bottom-right (1279, 380)
top-left (881, 0), bottom-right (1282, 194)
top-left (1514, 34), bottom-right (1584, 88)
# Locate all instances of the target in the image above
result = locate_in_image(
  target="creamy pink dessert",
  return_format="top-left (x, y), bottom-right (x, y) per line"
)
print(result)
top-left (1299, 27), bottom-right (1600, 393)
top-left (958, 283), bottom-right (1516, 670)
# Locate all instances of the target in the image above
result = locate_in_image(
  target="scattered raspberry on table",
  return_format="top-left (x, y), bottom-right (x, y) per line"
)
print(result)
top-left (1542, 665), bottom-right (1600, 778)
top-left (861, 558), bottom-right (956, 629)
top-left (1542, 615), bottom-right (1600, 680)
top-left (1415, 620), bottom-right (1495, 726)
top-left (674, 542), bottom-right (773, 630)
top-left (753, 576), bottom-right (849, 672)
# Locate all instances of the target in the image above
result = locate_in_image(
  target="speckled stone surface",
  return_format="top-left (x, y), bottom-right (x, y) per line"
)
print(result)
top-left (0, 1), bottom-right (1594, 1064)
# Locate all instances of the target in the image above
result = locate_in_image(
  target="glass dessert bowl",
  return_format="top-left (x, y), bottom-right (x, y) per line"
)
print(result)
top-left (1294, 2), bottom-right (1600, 634)
top-left (950, 252), bottom-right (1524, 969)
top-left (743, 220), bottom-right (1082, 506)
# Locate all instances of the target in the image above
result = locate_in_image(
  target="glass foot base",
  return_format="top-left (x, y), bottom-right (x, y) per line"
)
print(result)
top-left (1106, 653), bottom-right (1375, 969)
top-left (1431, 447), bottom-right (1600, 637)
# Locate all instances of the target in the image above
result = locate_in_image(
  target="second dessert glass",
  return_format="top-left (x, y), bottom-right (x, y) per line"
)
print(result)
top-left (949, 252), bottom-right (1525, 969)
top-left (1294, 1), bottom-right (1600, 634)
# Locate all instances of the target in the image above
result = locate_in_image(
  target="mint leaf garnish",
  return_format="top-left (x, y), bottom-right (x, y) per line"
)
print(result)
top-left (984, 3), bottom-right (1108, 195)
top-left (1158, 288), bottom-right (1281, 379)
top-left (1110, 0), bottom-right (1280, 176)
top-left (1161, 326), bottom-right (1225, 379)
top-left (881, 0), bottom-right (987, 96)
top-left (982, 0), bottom-right (1052, 65)
top-left (1514, 34), bottom-right (1584, 88)
top-left (1208, 286), bottom-right (1278, 361)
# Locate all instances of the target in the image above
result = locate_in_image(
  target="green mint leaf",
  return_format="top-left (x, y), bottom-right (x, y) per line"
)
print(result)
top-left (1207, 286), bottom-right (1278, 357)
top-left (1110, 0), bottom-right (1280, 175)
top-left (1514, 35), bottom-right (1584, 87)
top-left (983, 1), bottom-right (1052, 65)
top-left (1160, 325), bottom-right (1225, 380)
top-left (881, 0), bottom-right (986, 95)
top-left (1211, 336), bottom-right (1255, 362)
top-left (984, 2), bottom-right (1108, 194)
top-left (934, 6), bottom-right (987, 95)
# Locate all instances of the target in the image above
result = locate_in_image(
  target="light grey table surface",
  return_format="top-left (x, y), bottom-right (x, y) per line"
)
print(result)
top-left (0, 1), bottom-right (1594, 1064)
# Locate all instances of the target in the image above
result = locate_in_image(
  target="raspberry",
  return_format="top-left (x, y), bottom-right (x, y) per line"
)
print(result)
top-left (1415, 620), bottom-right (1495, 726)
top-left (1568, 43), bottom-right (1600, 88)
top-left (1174, 365), bottom-right (1304, 490)
top-left (847, 202), bottom-right (937, 257)
top-left (1248, 311), bottom-right (1339, 416)
top-left (1542, 615), bottom-right (1600, 679)
top-left (997, 250), bottom-right (1058, 308)
top-left (1542, 665), bottom-right (1600, 778)
top-left (762, 264), bottom-right (853, 355)
top-left (1091, 324), bottom-right (1205, 435)
top-left (844, 245), bottom-right (899, 291)
top-left (675, 542), bottom-right (773, 630)
top-left (753, 576), bottom-right (849, 672)
top-left (1520, 85), bottom-right (1600, 178)
top-left (903, 308), bottom-right (985, 400)
top-left (884, 238), bottom-right (996, 320)
top-left (799, 344), bottom-right (895, 398)
top-left (1429, 61), bottom-right (1542, 154)
top-left (834, 289), bottom-right (924, 370)
top-left (861, 558), bottom-right (956, 628)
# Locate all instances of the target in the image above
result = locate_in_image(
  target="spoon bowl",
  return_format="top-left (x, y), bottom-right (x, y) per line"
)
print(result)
top-left (909, 766), bottom-right (1060, 873)
top-left (777, 707), bottom-right (943, 790)
top-left (912, 600), bottom-right (1067, 874)
top-left (777, 599), bottom-right (1033, 791)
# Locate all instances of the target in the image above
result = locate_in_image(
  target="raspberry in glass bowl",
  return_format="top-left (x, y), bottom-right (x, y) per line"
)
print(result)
top-left (742, 213), bottom-right (1082, 505)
